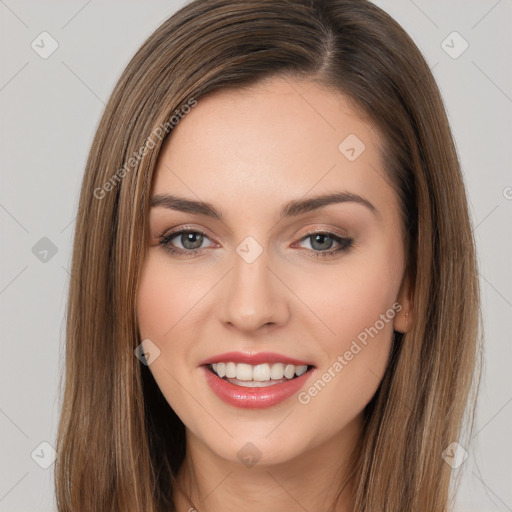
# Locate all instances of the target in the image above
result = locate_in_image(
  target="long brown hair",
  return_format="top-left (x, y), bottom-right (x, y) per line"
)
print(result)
top-left (54, 0), bottom-right (482, 510)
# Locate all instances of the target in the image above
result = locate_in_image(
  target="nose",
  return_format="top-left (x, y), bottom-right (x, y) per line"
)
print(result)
top-left (219, 244), bottom-right (290, 333)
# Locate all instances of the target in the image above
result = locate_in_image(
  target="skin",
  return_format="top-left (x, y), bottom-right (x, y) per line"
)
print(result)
top-left (136, 75), bottom-right (413, 512)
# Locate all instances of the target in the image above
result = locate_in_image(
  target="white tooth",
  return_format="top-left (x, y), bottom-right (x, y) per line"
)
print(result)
top-left (295, 365), bottom-right (307, 377)
top-left (284, 364), bottom-right (296, 379)
top-left (225, 362), bottom-right (237, 379)
top-left (216, 362), bottom-right (226, 378)
top-left (217, 361), bottom-right (305, 381)
top-left (236, 363), bottom-right (253, 381)
top-left (270, 363), bottom-right (285, 380)
top-left (252, 363), bottom-right (271, 381)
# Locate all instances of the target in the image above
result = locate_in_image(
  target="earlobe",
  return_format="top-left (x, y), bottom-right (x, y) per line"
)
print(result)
top-left (393, 272), bottom-right (414, 334)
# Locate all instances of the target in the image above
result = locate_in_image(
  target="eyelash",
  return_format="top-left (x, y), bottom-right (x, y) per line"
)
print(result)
top-left (157, 228), bottom-right (353, 259)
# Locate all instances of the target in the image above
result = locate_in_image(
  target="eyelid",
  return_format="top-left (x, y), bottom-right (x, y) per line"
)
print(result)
top-left (292, 229), bottom-right (352, 251)
top-left (159, 224), bottom-right (216, 241)
top-left (295, 225), bottom-right (349, 239)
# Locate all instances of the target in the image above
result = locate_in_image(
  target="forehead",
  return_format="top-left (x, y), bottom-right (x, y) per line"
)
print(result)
top-left (152, 76), bottom-right (392, 216)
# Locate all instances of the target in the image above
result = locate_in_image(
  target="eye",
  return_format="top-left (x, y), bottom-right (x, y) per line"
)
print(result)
top-left (295, 230), bottom-right (353, 258)
top-left (158, 228), bottom-right (215, 258)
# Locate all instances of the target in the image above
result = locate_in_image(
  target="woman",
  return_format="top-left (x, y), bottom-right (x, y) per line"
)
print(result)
top-left (55, 0), bottom-right (482, 510)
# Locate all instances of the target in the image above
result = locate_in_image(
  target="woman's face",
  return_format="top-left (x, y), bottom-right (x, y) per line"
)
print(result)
top-left (136, 75), bottom-right (411, 466)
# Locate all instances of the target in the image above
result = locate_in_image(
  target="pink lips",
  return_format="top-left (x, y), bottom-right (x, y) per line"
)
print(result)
top-left (200, 351), bottom-right (315, 409)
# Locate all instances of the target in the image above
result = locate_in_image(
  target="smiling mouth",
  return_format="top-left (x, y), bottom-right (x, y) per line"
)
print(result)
top-left (206, 362), bottom-right (315, 388)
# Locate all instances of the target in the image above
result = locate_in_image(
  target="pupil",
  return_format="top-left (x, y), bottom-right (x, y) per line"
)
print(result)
top-left (183, 232), bottom-right (203, 249)
top-left (312, 234), bottom-right (333, 251)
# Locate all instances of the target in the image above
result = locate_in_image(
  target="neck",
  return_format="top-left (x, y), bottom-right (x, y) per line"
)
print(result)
top-left (172, 414), bottom-right (362, 512)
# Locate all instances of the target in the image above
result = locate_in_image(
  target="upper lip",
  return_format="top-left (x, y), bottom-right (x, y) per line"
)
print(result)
top-left (199, 351), bottom-right (314, 367)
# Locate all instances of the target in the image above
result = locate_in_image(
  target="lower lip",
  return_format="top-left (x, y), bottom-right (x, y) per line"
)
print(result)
top-left (201, 365), bottom-right (315, 409)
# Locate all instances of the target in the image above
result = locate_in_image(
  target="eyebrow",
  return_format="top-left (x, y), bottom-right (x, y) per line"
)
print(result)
top-left (150, 191), bottom-right (377, 220)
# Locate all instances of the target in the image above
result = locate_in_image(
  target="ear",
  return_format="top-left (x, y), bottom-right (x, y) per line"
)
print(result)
top-left (393, 271), bottom-right (414, 334)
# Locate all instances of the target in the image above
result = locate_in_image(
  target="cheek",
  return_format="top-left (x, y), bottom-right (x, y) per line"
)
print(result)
top-left (136, 253), bottom-right (207, 340)
top-left (136, 255), bottom-right (194, 393)
top-left (290, 235), bottom-right (403, 408)
top-left (292, 248), bottom-right (402, 349)
top-left (293, 237), bottom-right (403, 416)
top-left (136, 256), bottom-right (197, 418)
top-left (336, 264), bottom-right (398, 340)
top-left (136, 257), bottom-right (170, 340)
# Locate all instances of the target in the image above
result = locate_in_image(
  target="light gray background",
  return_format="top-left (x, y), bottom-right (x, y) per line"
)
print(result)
top-left (0, 1), bottom-right (510, 510)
